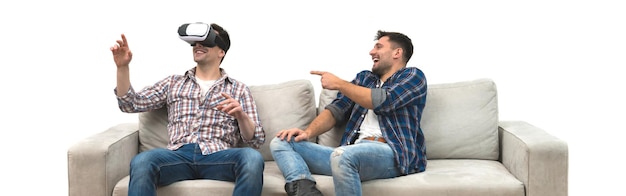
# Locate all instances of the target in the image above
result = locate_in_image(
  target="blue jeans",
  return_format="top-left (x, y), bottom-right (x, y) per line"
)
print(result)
top-left (128, 143), bottom-right (264, 196)
top-left (270, 137), bottom-right (401, 196)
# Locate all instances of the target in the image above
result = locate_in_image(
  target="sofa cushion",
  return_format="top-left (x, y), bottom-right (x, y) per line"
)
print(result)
top-left (421, 78), bottom-right (499, 160)
top-left (113, 160), bottom-right (524, 196)
top-left (248, 79), bottom-right (317, 160)
top-left (137, 80), bottom-right (318, 162)
top-left (315, 89), bottom-right (345, 147)
top-left (138, 106), bottom-right (168, 152)
top-left (316, 78), bottom-right (499, 160)
top-left (357, 159), bottom-right (524, 196)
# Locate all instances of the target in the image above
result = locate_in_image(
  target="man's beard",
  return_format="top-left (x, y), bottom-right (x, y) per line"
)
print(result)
top-left (372, 61), bottom-right (391, 76)
top-left (194, 55), bottom-right (208, 64)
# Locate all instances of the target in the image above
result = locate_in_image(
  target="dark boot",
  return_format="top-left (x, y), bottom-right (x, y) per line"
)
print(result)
top-left (284, 179), bottom-right (324, 196)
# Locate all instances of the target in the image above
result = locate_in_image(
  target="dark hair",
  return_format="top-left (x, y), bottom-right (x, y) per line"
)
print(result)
top-left (211, 23), bottom-right (230, 63)
top-left (375, 30), bottom-right (413, 64)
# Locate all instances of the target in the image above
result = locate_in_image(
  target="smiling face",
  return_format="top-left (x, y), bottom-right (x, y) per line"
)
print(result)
top-left (369, 36), bottom-right (397, 76)
top-left (192, 41), bottom-right (224, 66)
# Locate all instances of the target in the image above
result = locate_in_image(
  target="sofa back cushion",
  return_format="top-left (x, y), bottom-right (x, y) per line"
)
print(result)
top-left (315, 78), bottom-right (499, 160)
top-left (316, 89), bottom-right (345, 147)
top-left (137, 79), bottom-right (318, 161)
top-left (421, 78), bottom-right (499, 160)
top-left (248, 79), bottom-right (317, 160)
top-left (138, 106), bottom-right (168, 152)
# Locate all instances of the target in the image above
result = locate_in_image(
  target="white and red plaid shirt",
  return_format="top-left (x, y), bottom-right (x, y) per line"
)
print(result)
top-left (116, 68), bottom-right (265, 155)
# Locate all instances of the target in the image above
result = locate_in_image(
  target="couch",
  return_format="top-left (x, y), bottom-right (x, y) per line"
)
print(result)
top-left (67, 78), bottom-right (568, 196)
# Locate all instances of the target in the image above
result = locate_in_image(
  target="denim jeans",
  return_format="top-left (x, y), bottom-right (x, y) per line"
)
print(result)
top-left (128, 143), bottom-right (264, 196)
top-left (270, 137), bottom-right (401, 196)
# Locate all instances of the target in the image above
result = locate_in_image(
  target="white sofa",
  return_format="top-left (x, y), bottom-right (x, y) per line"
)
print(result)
top-left (68, 78), bottom-right (568, 196)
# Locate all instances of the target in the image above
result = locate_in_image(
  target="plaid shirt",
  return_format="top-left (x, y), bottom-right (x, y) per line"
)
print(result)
top-left (116, 68), bottom-right (265, 155)
top-left (326, 67), bottom-right (427, 175)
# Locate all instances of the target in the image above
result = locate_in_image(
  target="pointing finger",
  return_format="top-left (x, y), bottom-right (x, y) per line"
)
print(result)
top-left (121, 34), bottom-right (129, 47)
top-left (310, 71), bottom-right (326, 76)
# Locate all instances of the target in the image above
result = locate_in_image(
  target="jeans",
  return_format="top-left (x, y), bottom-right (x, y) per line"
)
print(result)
top-left (270, 137), bottom-right (401, 196)
top-left (128, 143), bottom-right (264, 196)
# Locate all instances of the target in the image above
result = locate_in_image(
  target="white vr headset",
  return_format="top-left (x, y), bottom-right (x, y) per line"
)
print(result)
top-left (178, 22), bottom-right (229, 51)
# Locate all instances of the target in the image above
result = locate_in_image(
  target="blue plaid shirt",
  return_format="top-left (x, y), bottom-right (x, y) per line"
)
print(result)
top-left (326, 67), bottom-right (427, 175)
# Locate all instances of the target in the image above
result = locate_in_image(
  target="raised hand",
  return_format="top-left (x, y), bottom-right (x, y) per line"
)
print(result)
top-left (110, 34), bottom-right (133, 68)
top-left (216, 92), bottom-right (245, 119)
top-left (310, 70), bottom-right (344, 90)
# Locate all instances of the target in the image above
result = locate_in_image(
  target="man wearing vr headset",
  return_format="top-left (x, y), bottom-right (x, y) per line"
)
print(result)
top-left (110, 23), bottom-right (265, 196)
top-left (270, 30), bottom-right (427, 196)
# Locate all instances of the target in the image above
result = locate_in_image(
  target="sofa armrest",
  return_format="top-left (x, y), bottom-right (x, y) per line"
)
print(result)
top-left (499, 121), bottom-right (568, 196)
top-left (67, 123), bottom-right (139, 196)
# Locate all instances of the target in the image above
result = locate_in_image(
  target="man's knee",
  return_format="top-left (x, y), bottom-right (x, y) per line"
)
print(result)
top-left (270, 136), bottom-right (290, 151)
top-left (236, 148), bottom-right (264, 176)
top-left (330, 147), bottom-right (352, 168)
top-left (331, 147), bottom-right (345, 157)
top-left (130, 149), bottom-right (162, 168)
top-left (241, 148), bottom-right (264, 161)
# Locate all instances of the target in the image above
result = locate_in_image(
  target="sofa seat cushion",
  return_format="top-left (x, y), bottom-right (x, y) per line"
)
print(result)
top-left (309, 159), bottom-right (523, 196)
top-left (112, 163), bottom-right (289, 196)
top-left (113, 160), bottom-right (523, 196)
top-left (357, 159), bottom-right (524, 196)
top-left (112, 162), bottom-right (299, 196)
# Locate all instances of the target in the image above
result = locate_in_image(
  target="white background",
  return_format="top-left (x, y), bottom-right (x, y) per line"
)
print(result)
top-left (1, 0), bottom-right (624, 195)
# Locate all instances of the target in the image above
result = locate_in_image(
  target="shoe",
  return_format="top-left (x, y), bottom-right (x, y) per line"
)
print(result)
top-left (284, 179), bottom-right (323, 196)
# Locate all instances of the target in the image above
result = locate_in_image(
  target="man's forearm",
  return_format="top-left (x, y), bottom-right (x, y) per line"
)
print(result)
top-left (116, 67), bottom-right (131, 97)
top-left (237, 115), bottom-right (257, 140)
top-left (338, 82), bottom-right (374, 109)
top-left (305, 109), bottom-right (337, 138)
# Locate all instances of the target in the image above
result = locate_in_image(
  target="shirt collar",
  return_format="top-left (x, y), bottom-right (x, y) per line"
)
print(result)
top-left (184, 67), bottom-right (232, 84)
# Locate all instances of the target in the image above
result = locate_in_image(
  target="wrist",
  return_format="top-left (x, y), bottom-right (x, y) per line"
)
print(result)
top-left (117, 66), bottom-right (129, 72)
top-left (234, 112), bottom-right (248, 121)
top-left (337, 80), bottom-right (351, 92)
top-left (303, 129), bottom-right (314, 138)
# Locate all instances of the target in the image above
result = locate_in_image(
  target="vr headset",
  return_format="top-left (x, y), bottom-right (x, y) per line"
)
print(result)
top-left (178, 22), bottom-right (229, 52)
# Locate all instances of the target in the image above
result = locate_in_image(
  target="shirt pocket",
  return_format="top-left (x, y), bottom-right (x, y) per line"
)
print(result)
top-left (207, 93), bottom-right (227, 109)
top-left (206, 93), bottom-right (237, 122)
top-left (168, 92), bottom-right (200, 123)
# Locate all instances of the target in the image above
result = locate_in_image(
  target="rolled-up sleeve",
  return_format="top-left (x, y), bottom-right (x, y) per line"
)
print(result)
top-left (113, 77), bottom-right (170, 113)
